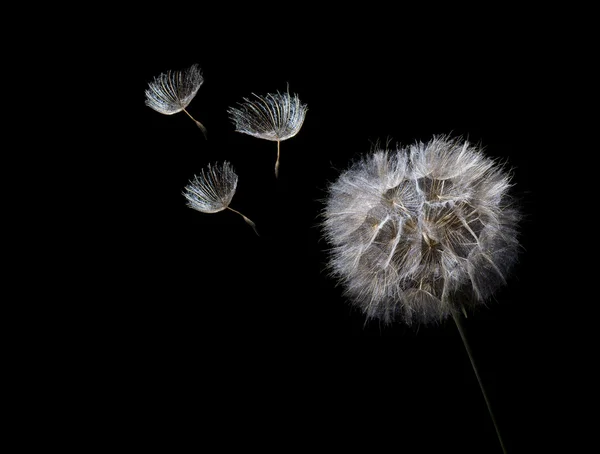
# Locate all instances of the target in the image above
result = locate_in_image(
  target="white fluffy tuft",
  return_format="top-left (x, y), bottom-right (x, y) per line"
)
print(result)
top-left (227, 90), bottom-right (307, 142)
top-left (183, 161), bottom-right (238, 214)
top-left (321, 135), bottom-right (521, 325)
top-left (144, 63), bottom-right (204, 115)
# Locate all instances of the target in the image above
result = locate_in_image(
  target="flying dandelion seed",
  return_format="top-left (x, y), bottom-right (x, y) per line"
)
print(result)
top-left (145, 63), bottom-right (208, 139)
top-left (227, 88), bottom-right (307, 178)
top-left (183, 161), bottom-right (258, 236)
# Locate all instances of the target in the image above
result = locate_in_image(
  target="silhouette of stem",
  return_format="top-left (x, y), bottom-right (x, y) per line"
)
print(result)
top-left (275, 140), bottom-right (280, 178)
top-left (227, 207), bottom-right (259, 236)
top-left (452, 311), bottom-right (507, 454)
top-left (182, 107), bottom-right (207, 139)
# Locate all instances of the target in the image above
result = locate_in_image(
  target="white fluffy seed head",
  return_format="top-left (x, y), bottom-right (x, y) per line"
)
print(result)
top-left (183, 161), bottom-right (238, 214)
top-left (321, 135), bottom-right (521, 325)
top-left (227, 90), bottom-right (308, 142)
top-left (145, 63), bottom-right (204, 115)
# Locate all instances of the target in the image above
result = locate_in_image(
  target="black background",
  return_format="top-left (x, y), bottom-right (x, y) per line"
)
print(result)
top-left (100, 9), bottom-right (561, 453)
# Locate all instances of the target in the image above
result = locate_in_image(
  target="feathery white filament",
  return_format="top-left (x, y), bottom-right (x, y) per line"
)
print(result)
top-left (183, 161), bottom-right (238, 213)
top-left (321, 135), bottom-right (521, 325)
top-left (228, 90), bottom-right (307, 141)
top-left (145, 63), bottom-right (207, 137)
top-left (228, 89), bottom-right (307, 177)
top-left (145, 63), bottom-right (204, 115)
top-left (183, 161), bottom-right (259, 235)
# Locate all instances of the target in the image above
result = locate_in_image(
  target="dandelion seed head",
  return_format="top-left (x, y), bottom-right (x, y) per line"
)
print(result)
top-left (321, 135), bottom-right (521, 325)
top-left (227, 90), bottom-right (307, 142)
top-left (183, 161), bottom-right (238, 214)
top-left (145, 63), bottom-right (204, 115)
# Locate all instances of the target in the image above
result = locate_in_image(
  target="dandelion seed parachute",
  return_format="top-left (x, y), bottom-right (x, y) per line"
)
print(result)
top-left (183, 161), bottom-right (258, 235)
top-left (144, 63), bottom-right (207, 138)
top-left (321, 135), bottom-right (521, 325)
top-left (227, 89), bottom-right (308, 178)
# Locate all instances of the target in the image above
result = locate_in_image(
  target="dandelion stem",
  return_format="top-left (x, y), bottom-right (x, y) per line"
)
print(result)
top-left (182, 108), bottom-right (207, 139)
top-left (227, 207), bottom-right (259, 236)
top-left (275, 140), bottom-right (281, 178)
top-left (452, 310), bottom-right (507, 454)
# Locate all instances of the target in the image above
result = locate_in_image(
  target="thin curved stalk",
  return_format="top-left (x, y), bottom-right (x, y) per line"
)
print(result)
top-left (227, 207), bottom-right (259, 236)
top-left (275, 140), bottom-right (281, 178)
top-left (182, 108), bottom-right (207, 139)
top-left (452, 311), bottom-right (507, 454)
